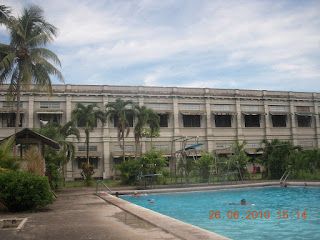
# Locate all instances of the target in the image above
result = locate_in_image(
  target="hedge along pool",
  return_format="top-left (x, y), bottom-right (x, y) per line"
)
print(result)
top-left (120, 187), bottom-right (320, 240)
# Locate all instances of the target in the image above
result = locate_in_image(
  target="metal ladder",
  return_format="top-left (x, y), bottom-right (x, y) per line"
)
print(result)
top-left (96, 180), bottom-right (112, 194)
top-left (280, 170), bottom-right (291, 183)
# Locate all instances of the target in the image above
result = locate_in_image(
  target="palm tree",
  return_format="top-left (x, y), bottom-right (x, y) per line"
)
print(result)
top-left (0, 5), bottom-right (64, 134)
top-left (0, 136), bottom-right (21, 172)
top-left (134, 105), bottom-right (160, 158)
top-left (105, 98), bottom-right (134, 161)
top-left (0, 5), bottom-right (11, 25)
top-left (42, 121), bottom-right (80, 164)
top-left (71, 103), bottom-right (106, 164)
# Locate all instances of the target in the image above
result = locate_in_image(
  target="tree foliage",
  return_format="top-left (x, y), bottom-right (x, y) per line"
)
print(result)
top-left (258, 139), bottom-right (300, 179)
top-left (230, 141), bottom-right (250, 178)
top-left (116, 148), bottom-right (167, 185)
top-left (198, 151), bottom-right (215, 182)
top-left (0, 171), bottom-right (54, 211)
top-left (71, 103), bottom-right (105, 164)
top-left (0, 136), bottom-right (21, 172)
top-left (105, 98), bottom-right (134, 160)
top-left (134, 105), bottom-right (160, 158)
top-left (0, 5), bottom-right (64, 133)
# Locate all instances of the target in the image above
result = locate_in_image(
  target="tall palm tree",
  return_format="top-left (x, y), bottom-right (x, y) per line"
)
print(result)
top-left (134, 105), bottom-right (160, 158)
top-left (0, 5), bottom-right (64, 134)
top-left (146, 110), bottom-right (160, 144)
top-left (71, 103), bottom-right (106, 164)
top-left (105, 98), bottom-right (134, 161)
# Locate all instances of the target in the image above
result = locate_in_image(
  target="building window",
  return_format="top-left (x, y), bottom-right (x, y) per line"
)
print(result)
top-left (2, 102), bottom-right (23, 108)
top-left (296, 106), bottom-right (309, 112)
top-left (159, 114), bottom-right (168, 127)
top-left (114, 145), bottom-right (135, 152)
top-left (148, 103), bottom-right (168, 110)
top-left (216, 142), bottom-right (232, 149)
top-left (183, 115), bottom-right (201, 127)
top-left (40, 102), bottom-right (61, 109)
top-left (77, 145), bottom-right (98, 152)
top-left (215, 115), bottom-right (232, 127)
top-left (77, 118), bottom-right (97, 127)
top-left (77, 157), bottom-right (99, 169)
top-left (269, 105), bottom-right (286, 112)
top-left (213, 105), bottom-right (232, 111)
top-left (39, 114), bottom-right (61, 124)
top-left (113, 115), bottom-right (134, 127)
top-left (272, 115), bottom-right (287, 127)
top-left (244, 115), bottom-right (260, 127)
top-left (182, 104), bottom-right (200, 111)
top-left (297, 116), bottom-right (311, 127)
top-left (298, 141), bottom-right (313, 148)
top-left (153, 145), bottom-right (169, 151)
top-left (1, 113), bottom-right (23, 127)
top-left (245, 142), bottom-right (261, 148)
top-left (243, 105), bottom-right (260, 112)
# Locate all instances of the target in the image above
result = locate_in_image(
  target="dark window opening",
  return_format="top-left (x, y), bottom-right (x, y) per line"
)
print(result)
top-left (272, 115), bottom-right (287, 127)
top-left (159, 114), bottom-right (168, 127)
top-left (39, 114), bottom-right (61, 124)
top-left (77, 118), bottom-right (97, 127)
top-left (113, 157), bottom-right (123, 166)
top-left (297, 116), bottom-right (311, 127)
top-left (245, 115), bottom-right (260, 127)
top-left (113, 115), bottom-right (134, 128)
top-left (183, 115), bottom-right (201, 127)
top-left (77, 157), bottom-right (99, 169)
top-left (1, 113), bottom-right (23, 127)
top-left (215, 115), bottom-right (232, 127)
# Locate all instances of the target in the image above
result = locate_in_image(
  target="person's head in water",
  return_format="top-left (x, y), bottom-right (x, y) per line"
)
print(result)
top-left (241, 199), bottom-right (247, 205)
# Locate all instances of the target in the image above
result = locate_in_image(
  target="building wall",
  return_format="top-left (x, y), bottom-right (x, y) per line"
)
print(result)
top-left (0, 84), bottom-right (319, 179)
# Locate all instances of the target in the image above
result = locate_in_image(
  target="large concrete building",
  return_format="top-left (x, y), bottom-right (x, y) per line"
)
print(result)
top-left (0, 84), bottom-right (319, 179)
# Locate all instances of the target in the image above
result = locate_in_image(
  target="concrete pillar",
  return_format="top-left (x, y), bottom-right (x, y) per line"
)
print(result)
top-left (289, 93), bottom-right (298, 145)
top-left (173, 97), bottom-right (180, 136)
top-left (66, 96), bottom-right (72, 123)
top-left (28, 95), bottom-right (34, 128)
top-left (205, 98), bottom-right (212, 136)
top-left (313, 93), bottom-right (320, 148)
top-left (103, 138), bottom-right (112, 178)
top-left (235, 96), bottom-right (244, 141)
top-left (263, 94), bottom-right (270, 139)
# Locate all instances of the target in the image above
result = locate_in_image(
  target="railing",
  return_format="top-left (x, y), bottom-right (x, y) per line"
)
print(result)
top-left (96, 180), bottom-right (112, 194)
top-left (280, 170), bottom-right (291, 183)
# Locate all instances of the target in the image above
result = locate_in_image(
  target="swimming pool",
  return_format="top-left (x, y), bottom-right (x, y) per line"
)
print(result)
top-left (121, 187), bottom-right (320, 240)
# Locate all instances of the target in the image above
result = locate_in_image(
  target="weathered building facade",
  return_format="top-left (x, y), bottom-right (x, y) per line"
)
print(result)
top-left (0, 84), bottom-right (319, 179)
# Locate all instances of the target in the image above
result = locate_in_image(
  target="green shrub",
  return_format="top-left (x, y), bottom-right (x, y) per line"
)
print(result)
top-left (0, 171), bottom-right (55, 212)
top-left (115, 158), bottom-right (140, 185)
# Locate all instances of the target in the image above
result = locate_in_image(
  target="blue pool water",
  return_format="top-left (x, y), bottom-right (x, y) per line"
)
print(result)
top-left (121, 187), bottom-right (320, 240)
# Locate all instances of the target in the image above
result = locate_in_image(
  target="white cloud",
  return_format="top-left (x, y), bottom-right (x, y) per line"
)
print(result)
top-left (2, 0), bottom-right (320, 91)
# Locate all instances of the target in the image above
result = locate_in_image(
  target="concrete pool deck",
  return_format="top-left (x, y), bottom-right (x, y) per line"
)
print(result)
top-left (0, 188), bottom-right (181, 240)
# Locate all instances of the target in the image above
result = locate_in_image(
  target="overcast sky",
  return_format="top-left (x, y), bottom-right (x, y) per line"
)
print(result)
top-left (1, 0), bottom-right (319, 92)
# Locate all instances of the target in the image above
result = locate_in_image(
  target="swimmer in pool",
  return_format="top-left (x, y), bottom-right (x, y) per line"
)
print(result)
top-left (148, 199), bottom-right (154, 203)
top-left (133, 191), bottom-right (141, 197)
top-left (228, 199), bottom-right (254, 205)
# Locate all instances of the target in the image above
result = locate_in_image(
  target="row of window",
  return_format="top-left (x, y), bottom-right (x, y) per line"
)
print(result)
top-left (0, 113), bottom-right (314, 128)
top-left (183, 114), bottom-right (312, 128)
top-left (2, 102), bottom-right (316, 112)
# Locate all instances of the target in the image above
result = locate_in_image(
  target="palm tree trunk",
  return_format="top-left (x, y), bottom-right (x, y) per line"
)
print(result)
top-left (13, 70), bottom-right (22, 156)
top-left (122, 133), bottom-right (125, 162)
top-left (15, 71), bottom-right (22, 134)
top-left (86, 128), bottom-right (90, 164)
